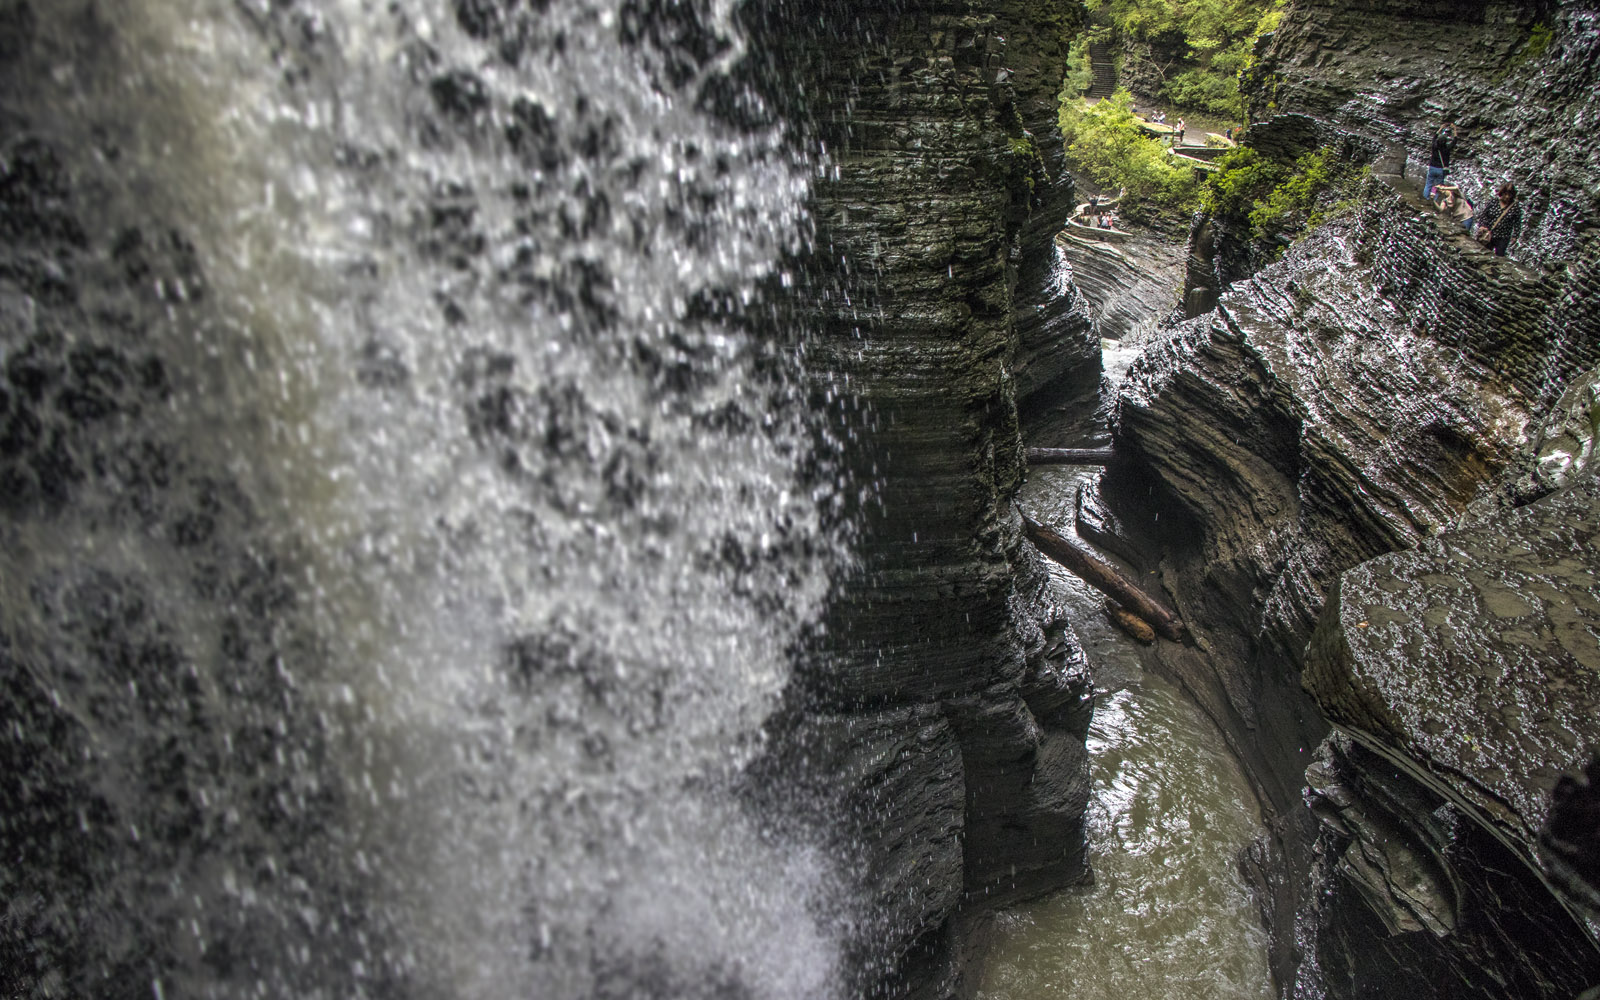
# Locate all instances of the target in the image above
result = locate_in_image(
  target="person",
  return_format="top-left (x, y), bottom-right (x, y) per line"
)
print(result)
top-left (1175, 118), bottom-right (1186, 146)
top-left (1423, 122), bottom-right (1455, 200)
top-left (1473, 181), bottom-right (1521, 256)
top-left (1435, 185), bottom-right (1474, 230)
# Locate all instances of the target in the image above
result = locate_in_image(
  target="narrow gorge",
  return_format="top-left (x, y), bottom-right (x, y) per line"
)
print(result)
top-left (1, 1), bottom-right (1597, 999)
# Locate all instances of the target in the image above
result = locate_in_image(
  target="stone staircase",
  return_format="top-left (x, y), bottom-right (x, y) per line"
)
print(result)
top-left (1087, 41), bottom-right (1116, 97)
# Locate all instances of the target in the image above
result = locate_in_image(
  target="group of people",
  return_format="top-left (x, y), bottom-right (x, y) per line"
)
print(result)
top-left (1139, 110), bottom-right (1186, 145)
top-left (1424, 122), bottom-right (1522, 257)
top-left (1082, 197), bottom-right (1118, 229)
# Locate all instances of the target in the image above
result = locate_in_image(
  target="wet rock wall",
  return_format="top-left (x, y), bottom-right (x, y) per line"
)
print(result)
top-left (1103, 1), bottom-right (1600, 993)
top-left (745, 1), bottom-right (1100, 995)
top-left (1247, 0), bottom-right (1599, 270)
top-left (1054, 229), bottom-right (1187, 346)
top-left (1301, 473), bottom-right (1600, 997)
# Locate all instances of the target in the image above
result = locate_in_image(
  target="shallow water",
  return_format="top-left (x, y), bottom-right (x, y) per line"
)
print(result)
top-left (975, 676), bottom-right (1274, 1000)
top-left (984, 464), bottom-right (1274, 1000)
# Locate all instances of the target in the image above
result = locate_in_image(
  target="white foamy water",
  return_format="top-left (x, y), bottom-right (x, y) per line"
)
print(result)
top-left (0, 2), bottom-right (849, 996)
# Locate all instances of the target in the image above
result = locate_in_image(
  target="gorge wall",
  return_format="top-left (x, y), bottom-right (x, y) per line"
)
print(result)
top-left (744, 1), bottom-right (1110, 993)
top-left (1098, 0), bottom-right (1600, 995)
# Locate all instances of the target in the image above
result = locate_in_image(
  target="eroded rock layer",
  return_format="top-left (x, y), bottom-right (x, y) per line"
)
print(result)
top-left (1303, 473), bottom-right (1600, 996)
top-left (1107, 177), bottom-right (1599, 996)
top-left (1054, 228), bottom-right (1186, 346)
top-left (746, 1), bottom-right (1100, 994)
top-left (1102, 1), bottom-right (1600, 994)
top-left (1248, 0), bottom-right (1599, 268)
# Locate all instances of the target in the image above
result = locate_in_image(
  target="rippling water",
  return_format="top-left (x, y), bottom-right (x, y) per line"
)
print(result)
top-left (977, 678), bottom-right (1273, 1000)
top-left (983, 464), bottom-right (1274, 1000)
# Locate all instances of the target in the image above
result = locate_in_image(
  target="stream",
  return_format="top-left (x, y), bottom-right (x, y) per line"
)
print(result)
top-left (976, 337), bottom-right (1276, 999)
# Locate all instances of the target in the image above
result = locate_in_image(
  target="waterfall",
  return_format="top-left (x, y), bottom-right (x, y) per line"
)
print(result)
top-left (0, 1), bottom-right (849, 996)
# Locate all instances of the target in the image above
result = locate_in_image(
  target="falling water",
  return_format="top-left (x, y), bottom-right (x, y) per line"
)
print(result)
top-left (0, 2), bottom-right (849, 997)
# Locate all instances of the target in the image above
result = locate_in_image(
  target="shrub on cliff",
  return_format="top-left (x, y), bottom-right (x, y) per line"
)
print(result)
top-left (1248, 147), bottom-right (1361, 235)
top-left (1091, 0), bottom-right (1285, 118)
top-left (1059, 90), bottom-right (1202, 220)
top-left (1202, 147), bottom-right (1287, 218)
top-left (1204, 145), bottom-right (1363, 254)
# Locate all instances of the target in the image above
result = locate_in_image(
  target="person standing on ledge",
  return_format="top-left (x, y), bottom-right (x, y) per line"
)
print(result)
top-left (1424, 122), bottom-right (1455, 200)
top-left (1475, 181), bottom-right (1522, 257)
top-left (1175, 118), bottom-right (1186, 146)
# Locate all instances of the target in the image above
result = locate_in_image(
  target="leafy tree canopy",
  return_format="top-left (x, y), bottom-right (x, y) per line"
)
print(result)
top-left (1084, 0), bottom-right (1285, 117)
top-left (1059, 90), bottom-right (1204, 219)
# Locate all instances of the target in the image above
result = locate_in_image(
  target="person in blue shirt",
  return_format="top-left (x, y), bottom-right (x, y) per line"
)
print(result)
top-left (1424, 123), bottom-right (1455, 200)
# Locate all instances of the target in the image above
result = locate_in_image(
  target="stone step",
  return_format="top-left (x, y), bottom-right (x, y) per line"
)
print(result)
top-left (1087, 40), bottom-right (1116, 97)
top-left (1088, 63), bottom-right (1116, 97)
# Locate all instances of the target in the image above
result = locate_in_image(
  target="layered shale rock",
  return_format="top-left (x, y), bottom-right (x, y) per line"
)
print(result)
top-left (1245, 0), bottom-right (1598, 269)
top-left (1054, 227), bottom-right (1186, 345)
top-left (1105, 149), bottom-right (1600, 989)
top-left (1188, 0), bottom-right (1599, 317)
top-left (1302, 474), bottom-right (1600, 997)
top-left (745, 1), bottom-right (1100, 994)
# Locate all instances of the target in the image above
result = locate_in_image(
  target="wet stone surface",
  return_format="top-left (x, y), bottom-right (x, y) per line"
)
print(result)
top-left (1306, 472), bottom-right (1600, 929)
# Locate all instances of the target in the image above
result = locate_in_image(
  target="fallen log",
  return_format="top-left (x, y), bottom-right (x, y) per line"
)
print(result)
top-left (1026, 447), bottom-right (1115, 466)
top-left (1104, 601), bottom-right (1156, 644)
top-left (1019, 509), bottom-right (1188, 641)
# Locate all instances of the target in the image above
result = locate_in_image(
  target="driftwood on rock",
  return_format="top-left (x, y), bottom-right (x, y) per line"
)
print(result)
top-left (1019, 509), bottom-right (1188, 642)
top-left (1025, 447), bottom-right (1115, 466)
top-left (1104, 601), bottom-right (1156, 644)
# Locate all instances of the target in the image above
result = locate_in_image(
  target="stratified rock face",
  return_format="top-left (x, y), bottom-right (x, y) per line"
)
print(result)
top-left (1248, 0), bottom-right (1599, 268)
top-left (1106, 166), bottom-right (1599, 990)
top-left (743, 1), bottom-right (1099, 994)
top-left (1101, 1), bottom-right (1600, 993)
top-left (1054, 229), bottom-right (1186, 346)
top-left (1302, 475), bottom-right (1600, 998)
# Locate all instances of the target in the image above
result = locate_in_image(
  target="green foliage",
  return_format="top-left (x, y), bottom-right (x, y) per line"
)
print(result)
top-left (1203, 146), bottom-right (1363, 250)
top-left (1005, 133), bottom-right (1046, 196)
top-left (1090, 0), bottom-right (1282, 54)
top-left (1089, 0), bottom-right (1285, 116)
top-left (1497, 21), bottom-right (1553, 80)
top-left (1525, 21), bottom-right (1554, 61)
top-left (1059, 91), bottom-right (1203, 216)
top-left (1247, 0), bottom-right (1285, 43)
top-left (1160, 67), bottom-right (1244, 117)
top-left (1202, 147), bottom-right (1287, 218)
top-left (1248, 148), bottom-right (1339, 233)
top-left (1062, 36), bottom-right (1094, 98)
top-left (1092, 0), bottom-right (1237, 49)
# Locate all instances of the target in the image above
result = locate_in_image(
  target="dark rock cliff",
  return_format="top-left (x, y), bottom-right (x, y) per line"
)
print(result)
top-left (1055, 228), bottom-right (1186, 346)
top-left (1099, 0), bottom-right (1600, 995)
top-left (1303, 473), bottom-right (1600, 998)
top-left (744, 1), bottom-right (1101, 995)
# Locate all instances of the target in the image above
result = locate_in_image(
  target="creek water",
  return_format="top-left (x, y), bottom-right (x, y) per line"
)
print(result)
top-left (976, 346), bottom-right (1276, 998)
